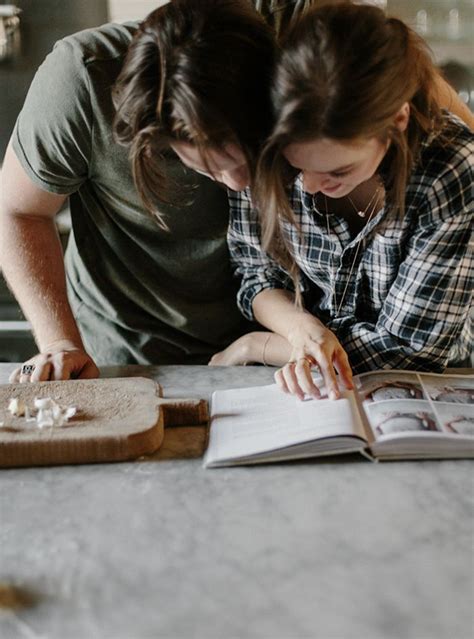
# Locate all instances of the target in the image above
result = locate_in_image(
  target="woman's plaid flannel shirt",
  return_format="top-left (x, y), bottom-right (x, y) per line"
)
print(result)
top-left (228, 116), bottom-right (473, 373)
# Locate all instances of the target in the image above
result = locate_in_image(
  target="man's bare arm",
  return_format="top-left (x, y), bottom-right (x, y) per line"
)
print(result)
top-left (0, 142), bottom-right (98, 382)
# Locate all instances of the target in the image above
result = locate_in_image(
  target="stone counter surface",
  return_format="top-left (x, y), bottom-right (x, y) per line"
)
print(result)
top-left (0, 364), bottom-right (472, 639)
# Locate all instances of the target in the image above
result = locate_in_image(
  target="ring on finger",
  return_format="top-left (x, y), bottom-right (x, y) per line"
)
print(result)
top-left (297, 356), bottom-right (313, 366)
top-left (21, 364), bottom-right (36, 376)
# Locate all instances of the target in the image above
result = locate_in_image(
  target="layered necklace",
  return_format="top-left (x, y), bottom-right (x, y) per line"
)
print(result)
top-left (324, 182), bottom-right (383, 318)
top-left (347, 187), bottom-right (380, 217)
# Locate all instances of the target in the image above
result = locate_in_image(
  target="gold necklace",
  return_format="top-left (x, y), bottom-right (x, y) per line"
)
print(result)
top-left (347, 186), bottom-right (381, 218)
top-left (325, 186), bottom-right (382, 318)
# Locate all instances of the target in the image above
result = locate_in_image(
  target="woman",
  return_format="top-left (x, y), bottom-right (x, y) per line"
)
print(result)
top-left (219, 3), bottom-right (473, 400)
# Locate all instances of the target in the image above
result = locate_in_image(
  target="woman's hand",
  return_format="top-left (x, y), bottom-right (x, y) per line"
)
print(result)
top-left (275, 314), bottom-right (353, 400)
top-left (9, 340), bottom-right (100, 383)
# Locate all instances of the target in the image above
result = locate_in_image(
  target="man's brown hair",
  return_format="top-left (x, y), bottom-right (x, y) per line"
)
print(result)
top-left (113, 0), bottom-right (275, 225)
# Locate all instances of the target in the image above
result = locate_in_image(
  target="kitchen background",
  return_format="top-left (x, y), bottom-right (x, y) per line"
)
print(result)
top-left (0, 0), bottom-right (472, 362)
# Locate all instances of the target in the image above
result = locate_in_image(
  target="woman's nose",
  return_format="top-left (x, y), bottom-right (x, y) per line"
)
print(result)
top-left (302, 171), bottom-right (328, 194)
top-left (303, 171), bottom-right (321, 193)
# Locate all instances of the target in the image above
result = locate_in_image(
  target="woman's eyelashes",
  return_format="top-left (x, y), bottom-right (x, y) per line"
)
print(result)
top-left (329, 169), bottom-right (352, 178)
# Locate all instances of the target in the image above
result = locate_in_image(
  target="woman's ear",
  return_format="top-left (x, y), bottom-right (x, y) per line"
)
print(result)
top-left (394, 102), bottom-right (410, 132)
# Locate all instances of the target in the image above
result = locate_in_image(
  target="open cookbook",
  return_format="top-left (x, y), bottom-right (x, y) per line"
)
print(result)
top-left (203, 371), bottom-right (474, 467)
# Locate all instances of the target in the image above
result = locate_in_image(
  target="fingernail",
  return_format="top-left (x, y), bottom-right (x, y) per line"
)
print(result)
top-left (329, 390), bottom-right (339, 401)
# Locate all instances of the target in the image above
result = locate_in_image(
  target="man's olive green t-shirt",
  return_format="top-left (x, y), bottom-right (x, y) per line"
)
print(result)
top-left (12, 2), bottom-right (310, 365)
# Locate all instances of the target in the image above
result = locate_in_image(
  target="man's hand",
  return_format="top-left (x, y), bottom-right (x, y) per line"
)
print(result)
top-left (9, 340), bottom-right (99, 383)
top-left (209, 332), bottom-right (271, 366)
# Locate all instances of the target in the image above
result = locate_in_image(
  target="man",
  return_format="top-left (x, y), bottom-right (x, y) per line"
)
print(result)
top-left (1, 0), bottom-right (277, 382)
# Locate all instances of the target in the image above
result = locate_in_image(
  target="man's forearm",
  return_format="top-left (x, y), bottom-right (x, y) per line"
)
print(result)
top-left (0, 214), bottom-right (84, 351)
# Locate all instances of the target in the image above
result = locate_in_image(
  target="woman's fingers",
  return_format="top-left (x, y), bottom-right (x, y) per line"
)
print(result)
top-left (275, 357), bottom-right (321, 401)
top-left (276, 361), bottom-right (309, 399)
top-left (301, 343), bottom-right (340, 399)
top-left (333, 348), bottom-right (354, 390)
top-left (283, 362), bottom-right (306, 400)
top-left (276, 349), bottom-right (349, 401)
top-left (274, 367), bottom-right (291, 394)
top-left (276, 342), bottom-right (353, 401)
top-left (294, 358), bottom-right (321, 399)
top-left (316, 355), bottom-right (340, 400)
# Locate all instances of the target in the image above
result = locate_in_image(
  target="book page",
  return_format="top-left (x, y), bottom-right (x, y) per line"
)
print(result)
top-left (205, 383), bottom-right (366, 465)
top-left (355, 371), bottom-right (474, 443)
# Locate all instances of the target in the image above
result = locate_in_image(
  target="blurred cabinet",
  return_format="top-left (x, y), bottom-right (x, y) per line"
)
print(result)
top-left (0, 0), bottom-right (108, 363)
top-left (107, 0), bottom-right (169, 22)
top-left (387, 0), bottom-right (474, 108)
top-left (387, 0), bottom-right (473, 63)
top-left (108, 1), bottom-right (472, 105)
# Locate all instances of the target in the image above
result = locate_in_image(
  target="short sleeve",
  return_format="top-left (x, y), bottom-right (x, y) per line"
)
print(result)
top-left (11, 37), bottom-right (93, 194)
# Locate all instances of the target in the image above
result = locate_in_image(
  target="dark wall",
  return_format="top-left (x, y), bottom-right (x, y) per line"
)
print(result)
top-left (0, 0), bottom-right (109, 158)
top-left (0, 1), bottom-right (108, 362)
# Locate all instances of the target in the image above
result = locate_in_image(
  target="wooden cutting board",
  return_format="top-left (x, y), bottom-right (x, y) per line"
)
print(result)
top-left (0, 377), bottom-right (208, 468)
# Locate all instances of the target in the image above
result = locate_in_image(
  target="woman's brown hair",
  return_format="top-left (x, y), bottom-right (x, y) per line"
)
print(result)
top-left (255, 1), bottom-right (444, 276)
top-left (113, 0), bottom-right (275, 226)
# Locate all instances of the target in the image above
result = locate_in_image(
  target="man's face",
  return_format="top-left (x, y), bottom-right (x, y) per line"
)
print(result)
top-left (170, 141), bottom-right (250, 191)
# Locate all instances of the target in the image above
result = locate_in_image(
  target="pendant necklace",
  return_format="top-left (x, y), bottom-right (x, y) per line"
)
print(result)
top-left (325, 184), bottom-right (382, 318)
top-left (347, 187), bottom-right (381, 218)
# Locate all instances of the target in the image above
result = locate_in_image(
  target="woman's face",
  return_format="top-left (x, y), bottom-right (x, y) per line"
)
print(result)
top-left (283, 136), bottom-right (388, 198)
top-left (170, 141), bottom-right (250, 191)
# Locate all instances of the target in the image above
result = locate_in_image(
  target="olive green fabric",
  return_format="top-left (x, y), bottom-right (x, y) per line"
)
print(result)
top-left (12, 22), bottom-right (252, 365)
top-left (11, 2), bottom-right (311, 365)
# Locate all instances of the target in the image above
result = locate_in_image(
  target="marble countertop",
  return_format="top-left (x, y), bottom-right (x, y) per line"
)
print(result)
top-left (0, 364), bottom-right (472, 639)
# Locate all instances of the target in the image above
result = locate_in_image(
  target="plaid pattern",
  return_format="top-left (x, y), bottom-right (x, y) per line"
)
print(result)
top-left (228, 117), bottom-right (473, 373)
